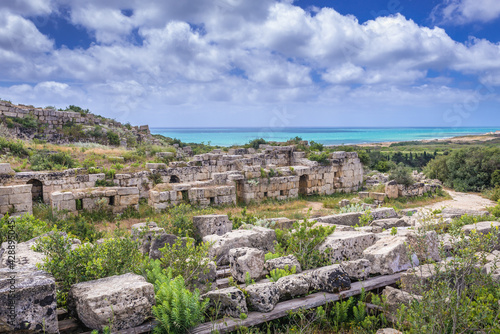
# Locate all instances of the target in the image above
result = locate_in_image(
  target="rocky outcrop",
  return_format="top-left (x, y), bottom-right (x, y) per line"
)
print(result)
top-left (341, 259), bottom-right (371, 281)
top-left (276, 274), bottom-right (310, 300)
top-left (67, 273), bottom-right (155, 331)
top-left (363, 236), bottom-right (419, 275)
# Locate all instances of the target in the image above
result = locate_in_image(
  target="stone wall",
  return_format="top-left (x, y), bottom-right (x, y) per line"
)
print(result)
top-left (50, 187), bottom-right (139, 214)
top-left (0, 101), bottom-right (151, 142)
top-left (0, 185), bottom-right (32, 217)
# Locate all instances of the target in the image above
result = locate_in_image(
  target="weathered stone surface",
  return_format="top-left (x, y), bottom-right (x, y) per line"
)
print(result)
top-left (371, 218), bottom-right (409, 229)
top-left (319, 231), bottom-right (378, 262)
top-left (376, 328), bottom-right (403, 334)
top-left (67, 273), bottom-right (155, 331)
top-left (193, 214), bottom-right (233, 240)
top-left (441, 208), bottom-right (489, 219)
top-left (264, 255), bottom-right (302, 274)
top-left (371, 208), bottom-right (398, 220)
top-left (276, 274), bottom-right (310, 300)
top-left (363, 236), bottom-right (419, 275)
top-left (307, 264), bottom-right (351, 293)
top-left (382, 286), bottom-right (421, 313)
top-left (202, 287), bottom-right (248, 318)
top-left (205, 227), bottom-right (276, 265)
top-left (193, 260), bottom-right (217, 293)
top-left (0, 163), bottom-right (14, 174)
top-left (229, 247), bottom-right (265, 283)
top-left (385, 180), bottom-right (399, 199)
top-left (0, 265), bottom-right (58, 333)
top-left (131, 222), bottom-right (166, 256)
top-left (400, 263), bottom-right (441, 294)
top-left (149, 233), bottom-right (178, 260)
top-left (462, 221), bottom-right (500, 236)
top-left (245, 282), bottom-right (280, 312)
top-left (341, 259), bottom-right (371, 281)
top-left (315, 212), bottom-right (363, 226)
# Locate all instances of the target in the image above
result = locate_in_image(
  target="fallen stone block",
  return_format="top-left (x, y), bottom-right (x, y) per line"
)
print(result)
top-left (229, 247), bottom-right (265, 283)
top-left (363, 236), bottom-right (419, 275)
top-left (0, 265), bottom-right (58, 333)
top-left (202, 287), bottom-right (248, 318)
top-left (371, 208), bottom-right (398, 220)
top-left (371, 218), bottom-right (409, 229)
top-left (149, 233), bottom-right (179, 260)
top-left (67, 273), bottom-right (155, 331)
top-left (193, 214), bottom-right (233, 241)
top-left (400, 264), bottom-right (439, 294)
top-left (461, 221), bottom-right (500, 236)
top-left (376, 329), bottom-right (403, 334)
top-left (245, 282), bottom-right (280, 312)
top-left (319, 231), bottom-right (378, 262)
top-left (307, 264), bottom-right (351, 293)
top-left (382, 286), bottom-right (421, 313)
top-left (204, 226), bottom-right (276, 265)
top-left (441, 208), bottom-right (489, 219)
top-left (341, 259), bottom-right (371, 281)
top-left (264, 255), bottom-right (302, 274)
top-left (276, 274), bottom-right (310, 300)
top-left (315, 212), bottom-right (362, 226)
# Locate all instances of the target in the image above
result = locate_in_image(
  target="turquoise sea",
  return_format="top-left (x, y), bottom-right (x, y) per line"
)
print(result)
top-left (150, 127), bottom-right (500, 147)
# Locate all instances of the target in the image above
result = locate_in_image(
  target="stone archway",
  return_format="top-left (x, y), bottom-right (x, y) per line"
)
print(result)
top-left (27, 179), bottom-right (43, 203)
top-left (170, 175), bottom-right (180, 183)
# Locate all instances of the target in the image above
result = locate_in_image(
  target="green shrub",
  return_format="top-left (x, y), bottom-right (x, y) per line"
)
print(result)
top-left (309, 152), bottom-right (330, 165)
top-left (35, 233), bottom-right (142, 306)
top-left (14, 114), bottom-right (38, 128)
top-left (390, 163), bottom-right (414, 186)
top-left (492, 170), bottom-right (500, 187)
top-left (489, 200), bottom-right (500, 218)
top-left (374, 160), bottom-right (391, 173)
top-left (266, 265), bottom-right (296, 282)
top-left (424, 147), bottom-right (500, 192)
top-left (146, 264), bottom-right (208, 334)
top-left (275, 219), bottom-right (335, 270)
top-left (358, 210), bottom-right (373, 227)
top-left (66, 105), bottom-right (90, 115)
top-left (155, 203), bottom-right (214, 238)
top-left (338, 203), bottom-right (365, 213)
top-left (154, 237), bottom-right (213, 290)
top-left (0, 214), bottom-right (50, 244)
top-left (246, 138), bottom-right (267, 150)
top-left (30, 151), bottom-right (76, 170)
top-left (0, 137), bottom-right (29, 157)
top-left (107, 131), bottom-right (120, 146)
top-left (95, 179), bottom-right (116, 187)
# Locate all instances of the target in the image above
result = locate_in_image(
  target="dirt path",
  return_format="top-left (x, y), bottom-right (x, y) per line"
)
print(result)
top-left (421, 189), bottom-right (496, 211)
top-left (302, 201), bottom-right (326, 216)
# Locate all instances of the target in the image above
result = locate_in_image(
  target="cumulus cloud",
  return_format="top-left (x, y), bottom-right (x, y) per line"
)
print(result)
top-left (432, 0), bottom-right (500, 25)
top-left (0, 0), bottom-right (499, 126)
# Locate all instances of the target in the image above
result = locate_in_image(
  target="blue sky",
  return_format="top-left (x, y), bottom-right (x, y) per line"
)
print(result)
top-left (0, 0), bottom-right (499, 127)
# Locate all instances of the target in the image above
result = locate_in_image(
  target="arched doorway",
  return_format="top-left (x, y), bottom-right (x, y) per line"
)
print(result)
top-left (299, 175), bottom-right (308, 196)
top-left (27, 179), bottom-right (43, 203)
top-left (170, 175), bottom-right (180, 183)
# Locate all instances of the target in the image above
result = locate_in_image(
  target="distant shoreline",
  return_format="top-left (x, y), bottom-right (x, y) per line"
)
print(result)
top-left (151, 127), bottom-right (500, 147)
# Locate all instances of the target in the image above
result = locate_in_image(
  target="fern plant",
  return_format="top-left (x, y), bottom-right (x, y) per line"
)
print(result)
top-left (150, 268), bottom-right (209, 334)
top-left (266, 265), bottom-right (297, 282)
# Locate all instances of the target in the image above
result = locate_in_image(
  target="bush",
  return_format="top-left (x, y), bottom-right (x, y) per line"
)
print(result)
top-left (154, 237), bottom-right (213, 290)
top-left (492, 170), bottom-right (500, 187)
top-left (146, 263), bottom-right (208, 334)
top-left (424, 147), bottom-right (500, 192)
top-left (489, 200), bottom-right (500, 218)
top-left (14, 114), bottom-right (38, 128)
top-left (107, 131), bottom-right (120, 146)
top-left (156, 203), bottom-right (214, 238)
top-left (30, 150), bottom-right (76, 170)
top-left (275, 219), bottom-right (335, 270)
top-left (0, 137), bottom-right (29, 157)
top-left (0, 214), bottom-right (50, 244)
top-left (247, 138), bottom-right (267, 150)
top-left (266, 265), bottom-right (296, 282)
top-left (309, 152), bottom-right (330, 165)
top-left (66, 105), bottom-right (89, 115)
top-left (35, 233), bottom-right (142, 306)
top-left (390, 163), bottom-right (414, 186)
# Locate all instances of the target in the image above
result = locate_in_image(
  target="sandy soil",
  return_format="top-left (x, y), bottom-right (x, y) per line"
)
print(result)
top-left (356, 132), bottom-right (499, 148)
top-left (421, 189), bottom-right (496, 211)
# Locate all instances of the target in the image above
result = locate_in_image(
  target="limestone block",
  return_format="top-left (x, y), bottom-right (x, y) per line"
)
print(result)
top-left (193, 215), bottom-right (233, 240)
top-left (385, 180), bottom-right (399, 199)
top-left (371, 208), bottom-right (398, 220)
top-left (120, 195), bottom-right (139, 206)
top-left (68, 273), bottom-right (155, 331)
top-left (0, 265), bottom-right (58, 333)
top-left (307, 264), bottom-right (351, 293)
top-left (229, 247), bottom-right (265, 283)
top-left (462, 221), bottom-right (500, 236)
top-left (363, 236), bottom-right (419, 275)
top-left (319, 231), bottom-right (378, 262)
top-left (264, 255), bottom-right (302, 274)
top-left (315, 212), bottom-right (363, 226)
top-left (371, 218), bottom-right (409, 229)
top-left (382, 286), bottom-right (421, 313)
top-left (341, 259), bottom-right (371, 281)
top-left (245, 282), bottom-right (280, 313)
top-left (276, 274), bottom-right (310, 300)
top-left (202, 287), bottom-right (248, 318)
top-left (0, 164), bottom-right (14, 174)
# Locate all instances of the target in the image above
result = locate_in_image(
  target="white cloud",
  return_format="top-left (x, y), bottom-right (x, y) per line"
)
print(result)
top-left (0, 1), bottom-right (499, 126)
top-left (432, 0), bottom-right (500, 24)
